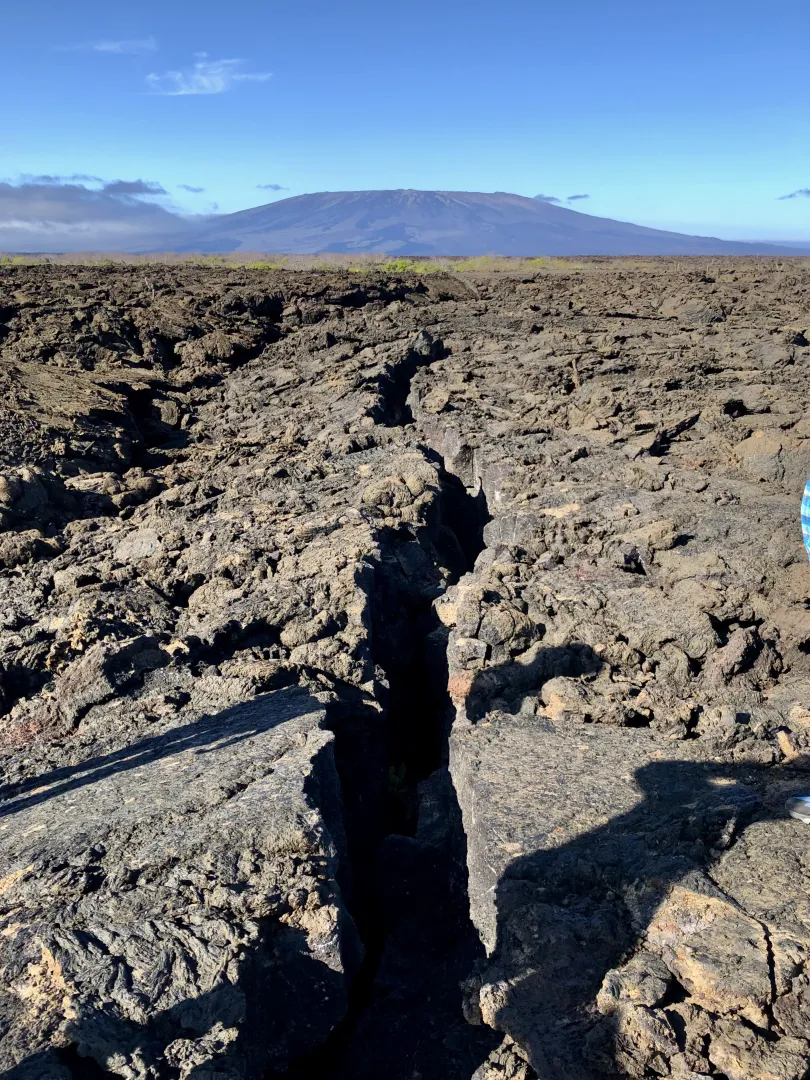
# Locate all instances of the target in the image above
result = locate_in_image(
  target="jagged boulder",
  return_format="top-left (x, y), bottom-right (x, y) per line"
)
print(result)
top-left (0, 689), bottom-right (360, 1078)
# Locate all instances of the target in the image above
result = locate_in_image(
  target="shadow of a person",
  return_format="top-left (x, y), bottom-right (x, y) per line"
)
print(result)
top-left (469, 751), bottom-right (781, 1078)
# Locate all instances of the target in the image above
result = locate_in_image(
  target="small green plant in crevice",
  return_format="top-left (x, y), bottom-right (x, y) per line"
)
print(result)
top-left (388, 762), bottom-right (408, 794)
top-left (387, 761), bottom-right (411, 826)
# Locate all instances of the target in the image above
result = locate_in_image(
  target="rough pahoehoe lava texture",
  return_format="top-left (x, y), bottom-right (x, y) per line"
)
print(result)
top-left (1, 260), bottom-right (810, 1080)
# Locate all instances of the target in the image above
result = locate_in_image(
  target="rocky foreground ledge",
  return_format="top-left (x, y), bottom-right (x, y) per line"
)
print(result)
top-left (0, 260), bottom-right (809, 1079)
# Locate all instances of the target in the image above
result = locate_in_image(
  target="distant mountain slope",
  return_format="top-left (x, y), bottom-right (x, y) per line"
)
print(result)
top-left (176, 189), bottom-right (809, 256)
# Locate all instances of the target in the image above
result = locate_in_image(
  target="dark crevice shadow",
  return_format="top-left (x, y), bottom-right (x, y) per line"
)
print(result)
top-left (278, 524), bottom-right (499, 1079)
top-left (418, 444), bottom-right (492, 583)
top-left (370, 334), bottom-right (445, 428)
top-left (274, 464), bottom-right (500, 1079)
top-left (439, 475), bottom-right (491, 580)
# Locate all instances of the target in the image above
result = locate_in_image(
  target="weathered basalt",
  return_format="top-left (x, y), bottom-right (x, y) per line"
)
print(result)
top-left (1, 260), bottom-right (810, 1078)
top-left (0, 690), bottom-right (358, 1079)
top-left (406, 262), bottom-right (810, 1078)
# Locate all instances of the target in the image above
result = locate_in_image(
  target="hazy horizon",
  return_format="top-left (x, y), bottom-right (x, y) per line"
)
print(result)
top-left (2, 187), bottom-right (808, 257)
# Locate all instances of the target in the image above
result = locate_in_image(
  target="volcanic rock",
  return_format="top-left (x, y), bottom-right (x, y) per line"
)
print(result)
top-left (2, 258), bottom-right (810, 1078)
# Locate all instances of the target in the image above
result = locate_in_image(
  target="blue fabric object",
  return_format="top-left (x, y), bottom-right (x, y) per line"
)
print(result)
top-left (803, 479), bottom-right (810, 560)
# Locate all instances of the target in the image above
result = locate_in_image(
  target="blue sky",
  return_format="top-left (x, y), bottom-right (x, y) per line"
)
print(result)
top-left (1, 0), bottom-right (809, 241)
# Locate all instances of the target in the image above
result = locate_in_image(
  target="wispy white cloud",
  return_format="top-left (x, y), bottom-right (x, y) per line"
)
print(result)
top-left (257, 183), bottom-right (287, 191)
top-left (59, 37), bottom-right (157, 55)
top-left (567, 193), bottom-right (590, 201)
top-left (178, 184), bottom-right (205, 193)
top-left (146, 57), bottom-right (271, 96)
top-left (17, 173), bottom-right (103, 185)
top-left (778, 189), bottom-right (810, 201)
top-left (93, 37), bottom-right (157, 54)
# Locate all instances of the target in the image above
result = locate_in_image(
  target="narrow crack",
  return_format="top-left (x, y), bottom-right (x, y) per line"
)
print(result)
top-left (703, 865), bottom-right (781, 1034)
top-left (272, 450), bottom-right (498, 1079)
top-left (759, 918), bottom-right (780, 1031)
top-left (9, 270), bottom-right (805, 1080)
